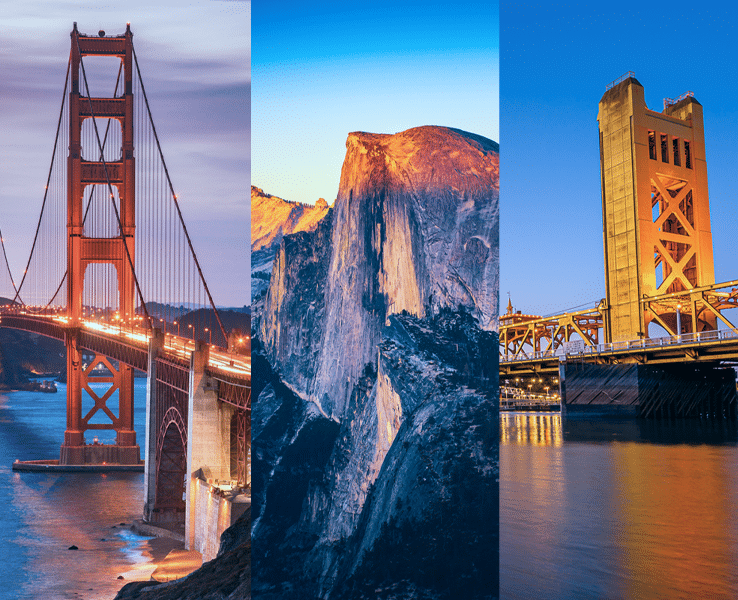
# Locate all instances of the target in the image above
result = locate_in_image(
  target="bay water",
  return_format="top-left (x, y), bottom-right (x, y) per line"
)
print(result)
top-left (0, 379), bottom-right (156, 600)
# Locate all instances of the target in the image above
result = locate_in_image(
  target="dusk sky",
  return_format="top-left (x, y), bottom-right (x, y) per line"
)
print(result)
top-left (252, 1), bottom-right (499, 206)
top-left (11, 5), bottom-right (736, 322)
top-left (0, 1), bottom-right (250, 307)
top-left (501, 5), bottom-right (738, 319)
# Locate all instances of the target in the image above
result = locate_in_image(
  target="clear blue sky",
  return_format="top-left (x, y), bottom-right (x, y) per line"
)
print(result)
top-left (252, 1), bottom-right (499, 205)
top-left (501, 4), bottom-right (738, 317)
top-left (0, 1), bottom-right (250, 307)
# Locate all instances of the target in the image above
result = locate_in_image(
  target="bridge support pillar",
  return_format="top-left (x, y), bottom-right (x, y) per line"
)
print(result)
top-left (60, 329), bottom-right (86, 464)
top-left (143, 328), bottom-right (165, 523)
top-left (598, 77), bottom-right (715, 341)
top-left (185, 342), bottom-right (234, 552)
top-left (60, 24), bottom-right (140, 467)
top-left (560, 361), bottom-right (737, 418)
top-left (60, 328), bottom-right (141, 466)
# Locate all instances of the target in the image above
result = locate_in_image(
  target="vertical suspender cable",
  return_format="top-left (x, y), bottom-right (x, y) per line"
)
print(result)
top-left (132, 43), bottom-right (227, 344)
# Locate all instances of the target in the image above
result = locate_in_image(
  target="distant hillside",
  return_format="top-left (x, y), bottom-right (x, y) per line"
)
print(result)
top-left (142, 302), bottom-right (191, 322)
top-left (0, 329), bottom-right (65, 389)
top-left (251, 186), bottom-right (330, 252)
top-left (0, 298), bottom-right (65, 387)
top-left (176, 308), bottom-right (250, 350)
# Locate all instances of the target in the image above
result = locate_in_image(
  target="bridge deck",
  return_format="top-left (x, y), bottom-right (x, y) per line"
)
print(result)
top-left (501, 328), bottom-right (738, 377)
top-left (0, 312), bottom-right (250, 382)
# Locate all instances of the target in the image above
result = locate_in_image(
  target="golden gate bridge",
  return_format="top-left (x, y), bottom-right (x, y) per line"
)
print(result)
top-left (0, 24), bottom-right (249, 540)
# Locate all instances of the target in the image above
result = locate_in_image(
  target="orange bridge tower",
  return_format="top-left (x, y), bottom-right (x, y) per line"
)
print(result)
top-left (61, 23), bottom-right (139, 465)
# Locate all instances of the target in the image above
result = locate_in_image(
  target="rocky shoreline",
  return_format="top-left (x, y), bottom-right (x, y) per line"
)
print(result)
top-left (114, 509), bottom-right (250, 600)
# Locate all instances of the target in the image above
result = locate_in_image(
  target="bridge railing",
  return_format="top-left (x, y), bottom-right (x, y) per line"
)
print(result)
top-left (606, 71), bottom-right (636, 90)
top-left (501, 327), bottom-right (738, 363)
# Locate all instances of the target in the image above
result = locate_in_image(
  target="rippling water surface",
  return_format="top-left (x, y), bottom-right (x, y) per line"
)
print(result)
top-left (500, 412), bottom-right (738, 600)
top-left (0, 380), bottom-right (150, 600)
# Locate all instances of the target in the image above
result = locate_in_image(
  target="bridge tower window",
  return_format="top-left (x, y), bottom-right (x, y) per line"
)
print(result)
top-left (660, 134), bottom-right (668, 163)
top-left (648, 131), bottom-right (657, 160)
top-left (672, 138), bottom-right (681, 167)
top-left (684, 140), bottom-right (692, 169)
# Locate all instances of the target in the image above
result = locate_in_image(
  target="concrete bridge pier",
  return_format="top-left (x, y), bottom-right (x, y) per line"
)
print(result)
top-left (560, 361), bottom-right (738, 419)
top-left (143, 328), bottom-right (165, 523)
top-left (142, 336), bottom-right (246, 558)
top-left (185, 342), bottom-right (237, 558)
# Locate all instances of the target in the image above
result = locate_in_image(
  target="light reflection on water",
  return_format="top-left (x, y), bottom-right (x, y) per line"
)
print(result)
top-left (500, 412), bottom-right (563, 447)
top-left (501, 412), bottom-right (738, 600)
top-left (0, 381), bottom-right (152, 600)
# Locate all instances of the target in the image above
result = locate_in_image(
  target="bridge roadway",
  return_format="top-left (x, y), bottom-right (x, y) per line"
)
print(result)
top-left (501, 328), bottom-right (738, 378)
top-left (0, 309), bottom-right (250, 382)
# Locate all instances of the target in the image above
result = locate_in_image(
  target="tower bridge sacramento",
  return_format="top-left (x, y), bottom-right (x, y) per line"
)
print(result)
top-left (0, 24), bottom-right (250, 559)
top-left (501, 73), bottom-right (738, 419)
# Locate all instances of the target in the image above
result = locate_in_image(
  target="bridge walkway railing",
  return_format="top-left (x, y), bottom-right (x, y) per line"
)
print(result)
top-left (501, 328), bottom-right (738, 363)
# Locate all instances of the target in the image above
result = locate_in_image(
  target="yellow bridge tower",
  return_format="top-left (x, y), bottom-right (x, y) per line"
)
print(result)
top-left (598, 74), bottom-right (715, 342)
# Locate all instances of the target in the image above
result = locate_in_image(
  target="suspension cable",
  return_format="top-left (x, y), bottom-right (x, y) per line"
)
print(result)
top-left (132, 42), bottom-right (227, 343)
top-left (13, 53), bottom-right (72, 308)
top-left (0, 228), bottom-right (20, 303)
top-left (45, 271), bottom-right (67, 307)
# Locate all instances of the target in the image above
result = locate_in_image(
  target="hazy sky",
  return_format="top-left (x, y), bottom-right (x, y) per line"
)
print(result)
top-left (0, 1), bottom-right (250, 307)
top-left (252, 1), bottom-right (499, 205)
top-left (501, 5), bottom-right (738, 318)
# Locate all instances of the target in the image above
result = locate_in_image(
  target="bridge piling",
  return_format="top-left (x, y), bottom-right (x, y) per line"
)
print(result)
top-left (185, 342), bottom-right (234, 554)
top-left (560, 361), bottom-right (738, 419)
top-left (61, 328), bottom-right (85, 464)
top-left (143, 328), bottom-right (165, 522)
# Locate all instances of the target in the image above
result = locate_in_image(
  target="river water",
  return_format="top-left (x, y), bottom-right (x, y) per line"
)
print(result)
top-left (0, 379), bottom-right (156, 600)
top-left (500, 411), bottom-right (738, 600)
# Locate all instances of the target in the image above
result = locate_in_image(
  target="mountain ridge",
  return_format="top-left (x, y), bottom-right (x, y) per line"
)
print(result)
top-left (251, 186), bottom-right (330, 252)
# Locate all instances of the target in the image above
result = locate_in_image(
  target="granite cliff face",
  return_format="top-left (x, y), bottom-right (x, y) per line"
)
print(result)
top-left (253, 126), bottom-right (499, 599)
top-left (262, 126), bottom-right (498, 418)
top-left (331, 312), bottom-right (498, 599)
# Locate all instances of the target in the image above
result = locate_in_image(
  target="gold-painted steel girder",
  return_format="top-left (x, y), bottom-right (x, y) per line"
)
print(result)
top-left (500, 305), bottom-right (604, 360)
top-left (501, 282), bottom-right (738, 364)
